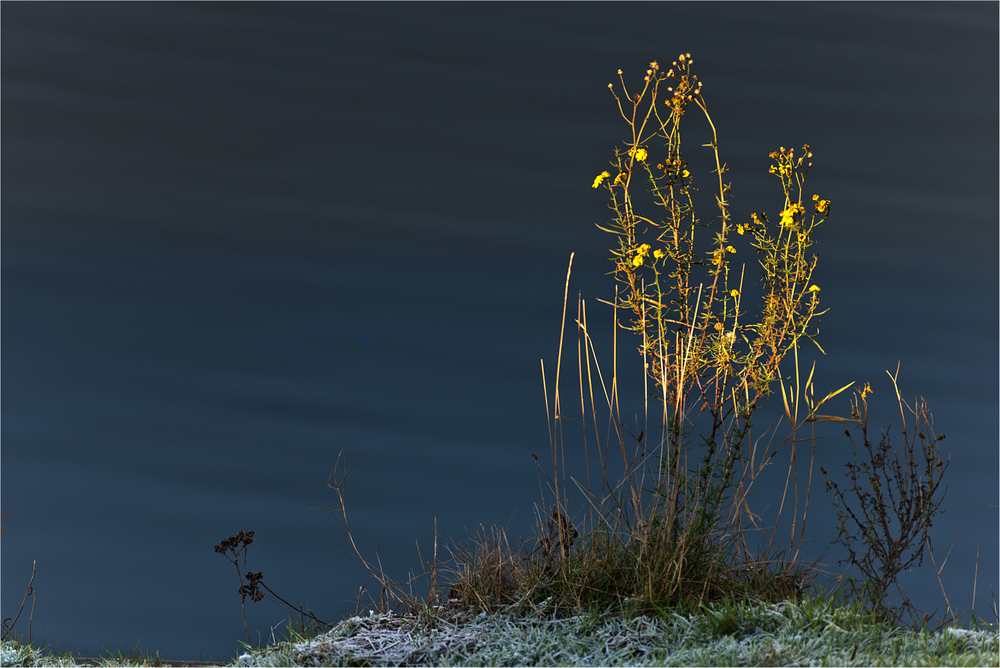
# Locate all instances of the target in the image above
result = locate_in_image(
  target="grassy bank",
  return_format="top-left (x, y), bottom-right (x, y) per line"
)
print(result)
top-left (3, 595), bottom-right (997, 667)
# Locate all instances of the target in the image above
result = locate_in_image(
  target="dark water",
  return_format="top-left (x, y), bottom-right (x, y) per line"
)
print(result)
top-left (3, 2), bottom-right (997, 661)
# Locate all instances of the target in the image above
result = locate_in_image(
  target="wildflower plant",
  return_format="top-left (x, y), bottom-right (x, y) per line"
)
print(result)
top-left (524, 54), bottom-right (858, 613)
top-left (594, 56), bottom-right (837, 431)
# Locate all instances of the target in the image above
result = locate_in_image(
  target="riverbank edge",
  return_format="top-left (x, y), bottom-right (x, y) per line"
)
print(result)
top-left (4, 596), bottom-right (998, 667)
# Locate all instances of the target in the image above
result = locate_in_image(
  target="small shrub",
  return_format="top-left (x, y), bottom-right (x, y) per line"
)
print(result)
top-left (823, 367), bottom-right (950, 625)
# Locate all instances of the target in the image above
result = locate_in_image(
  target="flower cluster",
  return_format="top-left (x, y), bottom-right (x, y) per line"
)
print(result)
top-left (779, 203), bottom-right (805, 228)
top-left (628, 147), bottom-right (648, 162)
top-left (663, 53), bottom-right (703, 116)
top-left (631, 243), bottom-right (652, 267)
top-left (596, 55), bottom-right (832, 407)
top-left (812, 193), bottom-right (831, 215)
top-left (768, 145), bottom-right (813, 181)
top-left (768, 159), bottom-right (792, 178)
top-left (589, 169), bottom-right (629, 189)
top-left (710, 245), bottom-right (737, 266)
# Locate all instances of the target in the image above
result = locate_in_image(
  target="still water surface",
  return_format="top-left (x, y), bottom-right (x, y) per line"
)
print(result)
top-left (3, 3), bottom-right (997, 661)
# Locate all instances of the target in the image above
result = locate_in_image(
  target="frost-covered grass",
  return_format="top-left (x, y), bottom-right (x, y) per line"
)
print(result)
top-left (2, 595), bottom-right (997, 666)
top-left (0, 639), bottom-right (188, 667)
top-left (1, 641), bottom-right (77, 668)
top-left (234, 595), bottom-right (998, 667)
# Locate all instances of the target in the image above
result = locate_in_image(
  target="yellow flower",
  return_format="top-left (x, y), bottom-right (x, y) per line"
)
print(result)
top-left (714, 322), bottom-right (724, 331)
top-left (613, 172), bottom-right (626, 186)
top-left (681, 169), bottom-right (690, 178)
top-left (653, 249), bottom-right (665, 259)
top-left (780, 203), bottom-right (804, 228)
top-left (630, 245), bottom-right (651, 268)
top-left (592, 171), bottom-right (610, 188)
top-left (860, 382), bottom-right (873, 399)
top-left (725, 245), bottom-right (736, 253)
top-left (730, 289), bottom-right (739, 298)
top-left (628, 147), bottom-right (648, 161)
top-left (808, 285), bottom-right (820, 292)
top-left (736, 224), bottom-right (745, 235)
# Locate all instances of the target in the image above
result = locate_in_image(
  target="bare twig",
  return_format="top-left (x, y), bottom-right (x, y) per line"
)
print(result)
top-left (1, 560), bottom-right (36, 644)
